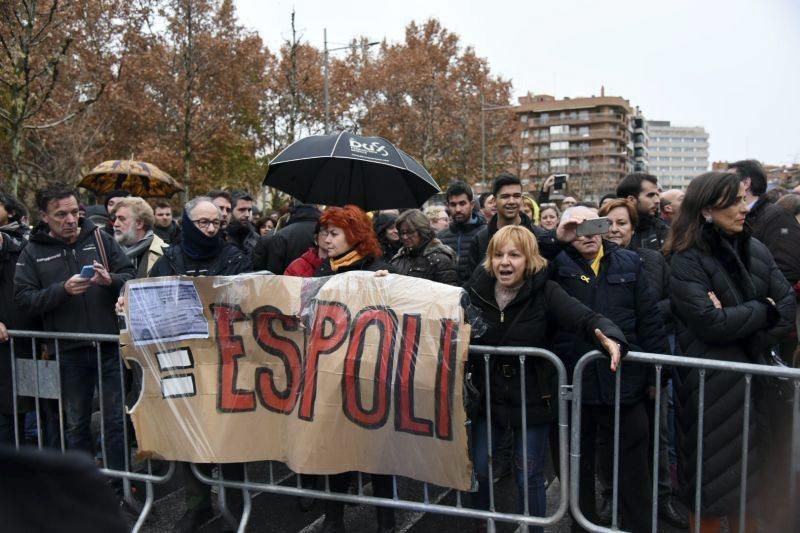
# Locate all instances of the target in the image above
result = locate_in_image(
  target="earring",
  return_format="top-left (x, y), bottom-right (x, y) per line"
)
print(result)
top-left (704, 214), bottom-right (712, 223)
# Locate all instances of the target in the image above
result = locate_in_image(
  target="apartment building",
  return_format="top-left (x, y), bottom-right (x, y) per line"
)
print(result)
top-left (511, 90), bottom-right (635, 200)
top-left (647, 121), bottom-right (709, 190)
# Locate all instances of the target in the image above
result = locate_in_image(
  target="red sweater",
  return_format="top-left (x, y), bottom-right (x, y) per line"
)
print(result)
top-left (284, 247), bottom-right (323, 277)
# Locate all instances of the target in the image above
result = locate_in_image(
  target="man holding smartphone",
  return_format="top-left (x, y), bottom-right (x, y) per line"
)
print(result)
top-left (14, 183), bottom-right (134, 504)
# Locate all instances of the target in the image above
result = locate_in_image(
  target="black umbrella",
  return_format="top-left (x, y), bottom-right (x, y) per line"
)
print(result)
top-left (264, 132), bottom-right (440, 210)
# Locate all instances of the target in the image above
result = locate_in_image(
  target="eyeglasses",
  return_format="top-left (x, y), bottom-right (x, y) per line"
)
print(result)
top-left (192, 218), bottom-right (222, 229)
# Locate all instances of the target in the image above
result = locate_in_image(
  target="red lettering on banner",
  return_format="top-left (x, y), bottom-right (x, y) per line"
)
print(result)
top-left (342, 307), bottom-right (397, 429)
top-left (212, 304), bottom-right (256, 412)
top-left (252, 305), bottom-right (303, 414)
top-left (394, 314), bottom-right (433, 436)
top-left (298, 301), bottom-right (350, 421)
top-left (435, 319), bottom-right (458, 440)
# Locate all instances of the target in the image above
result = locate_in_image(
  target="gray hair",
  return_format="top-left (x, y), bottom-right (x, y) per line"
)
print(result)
top-left (396, 209), bottom-right (435, 242)
top-left (184, 196), bottom-right (217, 218)
top-left (560, 205), bottom-right (596, 223)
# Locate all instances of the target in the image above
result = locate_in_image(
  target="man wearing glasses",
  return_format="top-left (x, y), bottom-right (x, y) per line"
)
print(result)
top-left (147, 196), bottom-right (251, 531)
top-left (149, 196), bottom-right (251, 278)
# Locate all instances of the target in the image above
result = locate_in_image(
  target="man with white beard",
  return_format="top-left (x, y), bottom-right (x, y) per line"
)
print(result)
top-left (111, 197), bottom-right (166, 278)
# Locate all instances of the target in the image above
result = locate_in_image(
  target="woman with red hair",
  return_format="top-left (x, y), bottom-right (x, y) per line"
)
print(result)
top-left (314, 205), bottom-right (390, 276)
top-left (313, 205), bottom-right (395, 532)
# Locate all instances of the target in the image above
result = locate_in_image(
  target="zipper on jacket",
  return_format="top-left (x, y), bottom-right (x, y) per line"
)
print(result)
top-left (500, 311), bottom-right (504, 323)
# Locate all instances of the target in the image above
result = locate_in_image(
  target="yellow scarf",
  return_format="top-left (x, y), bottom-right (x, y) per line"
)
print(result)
top-left (590, 243), bottom-right (604, 276)
top-left (329, 249), bottom-right (364, 272)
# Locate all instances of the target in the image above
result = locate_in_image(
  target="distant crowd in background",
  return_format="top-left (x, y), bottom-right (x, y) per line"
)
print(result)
top-left (1, 159), bottom-right (800, 533)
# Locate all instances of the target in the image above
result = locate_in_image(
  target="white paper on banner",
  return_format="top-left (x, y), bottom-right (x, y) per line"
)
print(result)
top-left (128, 280), bottom-right (209, 345)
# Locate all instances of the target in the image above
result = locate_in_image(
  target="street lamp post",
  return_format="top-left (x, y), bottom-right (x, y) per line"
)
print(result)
top-left (323, 29), bottom-right (379, 134)
top-left (480, 94), bottom-right (517, 182)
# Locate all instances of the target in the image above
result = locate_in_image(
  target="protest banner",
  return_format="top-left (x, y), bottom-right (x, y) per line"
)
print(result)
top-left (120, 272), bottom-right (473, 491)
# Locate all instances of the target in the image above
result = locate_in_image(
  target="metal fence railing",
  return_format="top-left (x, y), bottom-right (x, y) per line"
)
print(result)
top-left (570, 350), bottom-right (800, 533)
top-left (5, 329), bottom-right (800, 533)
top-left (5, 330), bottom-right (175, 532)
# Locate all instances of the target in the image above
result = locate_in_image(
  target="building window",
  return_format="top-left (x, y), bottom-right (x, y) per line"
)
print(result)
top-left (579, 126), bottom-right (589, 137)
top-left (521, 162), bottom-right (530, 170)
top-left (578, 110), bottom-right (589, 120)
top-left (550, 141), bottom-right (569, 151)
top-left (550, 125), bottom-right (568, 135)
top-left (550, 157), bottom-right (568, 168)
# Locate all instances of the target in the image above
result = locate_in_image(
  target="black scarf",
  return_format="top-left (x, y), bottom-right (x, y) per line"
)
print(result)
top-left (181, 210), bottom-right (224, 260)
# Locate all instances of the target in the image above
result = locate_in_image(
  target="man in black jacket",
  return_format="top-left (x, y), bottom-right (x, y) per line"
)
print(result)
top-left (616, 173), bottom-right (670, 251)
top-left (146, 196), bottom-right (250, 532)
top-left (467, 174), bottom-right (556, 276)
top-left (259, 202), bottom-right (321, 273)
top-left (14, 184), bottom-right (134, 485)
top-left (437, 181), bottom-right (485, 285)
top-left (729, 159), bottom-right (800, 285)
top-left (730, 159), bottom-right (800, 361)
top-left (554, 206), bottom-right (667, 533)
top-left (0, 192), bottom-right (39, 445)
top-left (153, 201), bottom-right (181, 244)
top-left (225, 191), bottom-right (259, 255)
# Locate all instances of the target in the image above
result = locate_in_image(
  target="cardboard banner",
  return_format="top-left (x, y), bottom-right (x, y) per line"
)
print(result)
top-left (120, 272), bottom-right (473, 491)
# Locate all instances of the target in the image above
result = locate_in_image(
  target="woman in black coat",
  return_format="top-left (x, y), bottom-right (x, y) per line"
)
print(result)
top-left (464, 225), bottom-right (625, 532)
top-left (389, 209), bottom-right (457, 286)
top-left (665, 172), bottom-right (795, 531)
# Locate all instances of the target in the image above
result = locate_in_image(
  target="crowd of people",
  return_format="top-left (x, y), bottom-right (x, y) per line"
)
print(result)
top-left (1, 158), bottom-right (799, 533)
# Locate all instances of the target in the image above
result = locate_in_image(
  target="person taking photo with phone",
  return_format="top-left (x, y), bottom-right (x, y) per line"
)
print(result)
top-left (553, 206), bottom-right (668, 532)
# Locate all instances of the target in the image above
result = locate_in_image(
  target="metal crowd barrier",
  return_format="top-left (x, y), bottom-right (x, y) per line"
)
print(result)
top-left (570, 350), bottom-right (800, 533)
top-left (6, 329), bottom-right (800, 533)
top-left (5, 330), bottom-right (175, 533)
top-left (188, 345), bottom-right (571, 533)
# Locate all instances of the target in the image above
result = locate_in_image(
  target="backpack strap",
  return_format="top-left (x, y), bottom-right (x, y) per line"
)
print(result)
top-left (93, 227), bottom-right (109, 270)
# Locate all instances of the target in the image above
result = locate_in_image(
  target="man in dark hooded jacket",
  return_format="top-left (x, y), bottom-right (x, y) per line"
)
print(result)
top-left (437, 181), bottom-right (485, 285)
top-left (14, 183), bottom-right (134, 489)
top-left (259, 202), bottom-right (320, 273)
top-left (0, 191), bottom-right (39, 444)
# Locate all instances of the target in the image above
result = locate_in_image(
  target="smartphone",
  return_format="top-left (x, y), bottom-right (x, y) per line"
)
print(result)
top-left (553, 174), bottom-right (569, 190)
top-left (79, 265), bottom-right (96, 279)
top-left (576, 217), bottom-right (610, 237)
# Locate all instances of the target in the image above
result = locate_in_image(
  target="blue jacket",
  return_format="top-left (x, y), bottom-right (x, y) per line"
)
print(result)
top-left (550, 240), bottom-right (667, 405)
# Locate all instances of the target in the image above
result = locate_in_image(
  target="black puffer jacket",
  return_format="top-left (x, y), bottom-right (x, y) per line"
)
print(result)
top-left (746, 197), bottom-right (800, 283)
top-left (551, 241), bottom-right (668, 405)
top-left (635, 246), bottom-right (672, 328)
top-left (149, 243), bottom-right (251, 277)
top-left (465, 268), bottom-right (626, 427)
top-left (389, 238), bottom-right (457, 286)
top-left (437, 213), bottom-right (485, 285)
top-left (669, 226), bottom-right (795, 515)
top-left (14, 220), bottom-right (134, 347)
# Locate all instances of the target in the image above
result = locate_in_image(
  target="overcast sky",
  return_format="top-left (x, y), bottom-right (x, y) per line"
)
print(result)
top-left (235, 0), bottom-right (800, 166)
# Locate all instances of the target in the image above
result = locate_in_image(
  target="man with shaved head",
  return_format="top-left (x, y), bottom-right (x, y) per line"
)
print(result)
top-left (659, 189), bottom-right (684, 225)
